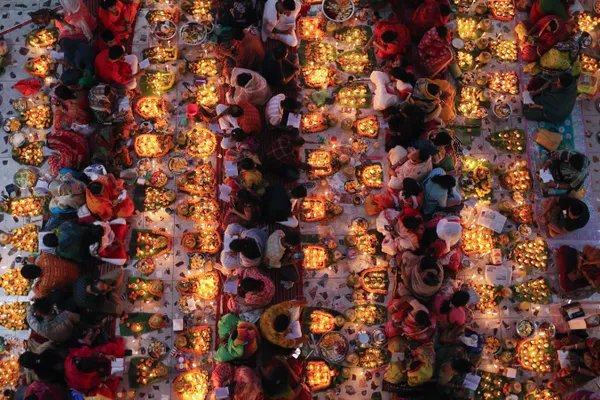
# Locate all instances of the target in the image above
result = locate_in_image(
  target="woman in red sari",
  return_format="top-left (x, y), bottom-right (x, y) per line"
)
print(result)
top-left (64, 338), bottom-right (125, 398)
top-left (517, 16), bottom-right (569, 61)
top-left (364, 16), bottom-right (410, 61)
top-left (86, 173), bottom-right (134, 220)
top-left (52, 85), bottom-right (91, 131)
top-left (261, 355), bottom-right (311, 400)
top-left (47, 129), bottom-right (90, 176)
top-left (410, 0), bottom-right (452, 40)
top-left (529, 0), bottom-right (569, 24)
top-left (418, 26), bottom-right (455, 77)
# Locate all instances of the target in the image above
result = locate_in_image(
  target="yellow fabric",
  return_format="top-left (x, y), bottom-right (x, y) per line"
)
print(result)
top-left (540, 48), bottom-right (571, 71)
top-left (259, 300), bottom-right (296, 348)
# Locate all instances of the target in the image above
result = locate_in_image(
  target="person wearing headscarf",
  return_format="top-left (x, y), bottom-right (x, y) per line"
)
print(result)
top-left (418, 26), bottom-right (455, 78)
top-left (86, 172), bottom-right (134, 221)
top-left (397, 252), bottom-right (444, 302)
top-left (410, 0), bottom-right (452, 40)
top-left (541, 149), bottom-right (590, 194)
top-left (227, 67), bottom-right (272, 106)
top-left (56, 0), bottom-right (97, 41)
top-left (98, 0), bottom-right (140, 41)
top-left (48, 169), bottom-right (87, 214)
top-left (220, 223), bottom-right (268, 270)
top-left (363, 15), bottom-right (411, 60)
top-left (209, 363), bottom-right (264, 400)
top-left (516, 15), bottom-right (569, 62)
top-left (227, 266), bottom-right (275, 313)
top-left (214, 314), bottom-right (260, 362)
top-left (261, 0), bottom-right (301, 47)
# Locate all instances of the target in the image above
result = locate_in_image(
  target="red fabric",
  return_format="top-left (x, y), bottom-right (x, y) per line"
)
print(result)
top-left (236, 100), bottom-right (263, 135)
top-left (373, 16), bottom-right (410, 60)
top-left (15, 79), bottom-right (42, 96)
top-left (97, 37), bottom-right (123, 52)
top-left (47, 129), bottom-right (89, 175)
top-left (97, 220), bottom-right (129, 264)
top-left (520, 16), bottom-right (568, 61)
top-left (94, 49), bottom-right (133, 86)
top-left (418, 27), bottom-right (454, 77)
top-left (86, 174), bottom-right (134, 220)
top-left (98, 0), bottom-right (138, 40)
top-left (410, 0), bottom-right (451, 40)
top-left (266, 134), bottom-right (304, 168)
top-left (24, 381), bottom-right (69, 400)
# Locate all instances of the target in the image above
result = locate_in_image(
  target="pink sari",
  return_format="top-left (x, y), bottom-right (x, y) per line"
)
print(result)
top-left (418, 28), bottom-right (454, 77)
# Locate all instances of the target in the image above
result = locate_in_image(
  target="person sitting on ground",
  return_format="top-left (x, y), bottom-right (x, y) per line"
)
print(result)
top-left (98, 0), bottom-right (140, 41)
top-left (385, 104), bottom-right (427, 150)
top-left (239, 158), bottom-right (265, 193)
top-left (422, 168), bottom-right (462, 215)
top-left (261, 356), bottom-right (311, 399)
top-left (261, 0), bottom-right (301, 47)
top-left (259, 299), bottom-right (308, 349)
top-left (541, 149), bottom-right (590, 194)
top-left (210, 363), bottom-right (264, 400)
top-left (42, 221), bottom-right (96, 264)
top-left (541, 195), bottom-right (590, 237)
top-left (228, 266), bottom-right (276, 313)
top-left (220, 223), bottom-right (268, 270)
top-left (19, 348), bottom-right (64, 384)
top-left (88, 83), bottom-right (132, 125)
top-left (434, 289), bottom-right (470, 326)
top-left (222, 188), bottom-right (262, 228)
top-left (94, 45), bottom-right (145, 90)
top-left (265, 230), bottom-right (302, 287)
top-left (364, 15), bottom-right (410, 60)
top-left (227, 67), bottom-right (272, 105)
top-left (516, 15), bottom-right (569, 62)
top-left (393, 149), bottom-right (433, 187)
top-left (55, 0), bottom-right (96, 41)
top-left (438, 357), bottom-right (476, 397)
top-left (410, 0), bottom-right (452, 40)
top-left (72, 270), bottom-right (125, 315)
top-left (386, 298), bottom-right (437, 343)
top-left (263, 45), bottom-right (300, 91)
top-left (397, 253), bottom-right (444, 302)
top-left (390, 67), bottom-right (417, 98)
top-left (418, 26), bottom-right (455, 78)
top-left (213, 101), bottom-right (262, 137)
top-left (411, 78), bottom-right (444, 122)
top-left (528, 0), bottom-right (569, 24)
top-left (97, 30), bottom-right (122, 52)
top-left (220, 28), bottom-right (265, 73)
top-left (88, 219), bottom-right (129, 266)
top-left (26, 297), bottom-right (80, 344)
top-left (395, 212), bottom-right (425, 252)
top-left (214, 314), bottom-right (261, 362)
top-left (52, 84), bottom-right (91, 132)
top-left (218, 0), bottom-right (257, 29)
top-left (523, 73), bottom-right (578, 125)
top-left (21, 253), bottom-right (80, 298)
top-left (262, 184), bottom-right (307, 226)
top-left (266, 95), bottom-right (302, 128)
top-left (266, 134), bottom-right (312, 181)
top-left (58, 35), bottom-right (97, 73)
top-left (86, 172), bottom-right (134, 220)
top-left (397, 178), bottom-right (424, 210)
top-left (48, 169), bottom-right (88, 214)
top-left (423, 215), bottom-right (462, 272)
top-left (426, 129), bottom-right (459, 173)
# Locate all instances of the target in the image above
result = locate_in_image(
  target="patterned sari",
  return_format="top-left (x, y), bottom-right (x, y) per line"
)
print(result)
top-left (410, 0), bottom-right (451, 40)
top-left (517, 16), bottom-right (568, 62)
top-left (417, 28), bottom-right (455, 78)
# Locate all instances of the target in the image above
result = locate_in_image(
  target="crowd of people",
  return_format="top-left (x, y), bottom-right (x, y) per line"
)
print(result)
top-left (3, 0), bottom-right (600, 399)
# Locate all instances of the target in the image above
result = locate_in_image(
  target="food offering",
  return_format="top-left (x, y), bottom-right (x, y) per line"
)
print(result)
top-left (181, 0), bottom-right (214, 20)
top-left (306, 149), bottom-right (335, 179)
top-left (462, 226), bottom-right (494, 255)
top-left (517, 335), bottom-right (554, 373)
top-left (25, 27), bottom-right (58, 48)
top-left (145, 171), bottom-right (169, 188)
top-left (490, 39), bottom-right (518, 61)
top-left (173, 369), bottom-right (210, 400)
top-left (484, 336), bottom-right (501, 354)
top-left (0, 302), bottom-right (29, 330)
top-left (512, 278), bottom-right (552, 305)
top-left (129, 357), bottom-right (169, 387)
top-left (137, 258), bottom-right (156, 276)
top-left (176, 164), bottom-right (216, 195)
top-left (457, 50), bottom-right (475, 71)
top-left (168, 155), bottom-right (188, 174)
top-left (179, 128), bottom-right (217, 158)
top-left (297, 18), bottom-right (326, 40)
top-left (468, 283), bottom-right (502, 313)
top-left (299, 41), bottom-right (337, 66)
top-left (457, 86), bottom-right (487, 119)
top-left (302, 307), bottom-right (346, 334)
top-left (142, 46), bottom-right (179, 64)
top-left (461, 156), bottom-right (493, 200)
top-left (299, 197), bottom-right (329, 222)
top-left (524, 389), bottom-right (561, 400)
top-left (305, 361), bottom-right (333, 391)
top-left (23, 103), bottom-right (52, 129)
top-left (0, 224), bottom-right (39, 253)
top-left (356, 163), bottom-right (383, 188)
top-left (141, 70), bottom-right (177, 95)
top-left (302, 245), bottom-right (331, 270)
top-left (134, 134), bottom-right (172, 158)
top-left (487, 129), bottom-right (525, 154)
top-left (187, 58), bottom-right (219, 77)
top-left (135, 186), bottom-right (176, 212)
top-left (335, 82), bottom-right (372, 108)
top-left (346, 304), bottom-right (387, 326)
top-left (477, 372), bottom-right (512, 400)
top-left (301, 66), bottom-right (334, 89)
top-left (126, 276), bottom-right (164, 303)
top-left (0, 358), bottom-right (20, 388)
top-left (499, 162), bottom-right (532, 192)
top-left (13, 168), bottom-right (38, 189)
top-left (3, 196), bottom-right (48, 217)
top-left (175, 326), bottom-right (213, 354)
top-left (3, 117), bottom-right (22, 134)
top-left (490, 0), bottom-right (515, 21)
top-left (576, 12), bottom-right (600, 32)
top-left (152, 20), bottom-right (177, 41)
top-left (356, 232), bottom-right (380, 255)
top-left (512, 238), bottom-right (549, 271)
top-left (456, 16), bottom-right (481, 40)
top-left (175, 270), bottom-right (221, 300)
top-left (147, 340), bottom-right (169, 360)
top-left (25, 55), bottom-right (55, 77)
top-left (0, 268), bottom-right (31, 296)
top-left (359, 267), bottom-right (389, 294)
top-left (130, 229), bottom-right (172, 259)
top-left (356, 347), bottom-right (391, 368)
top-left (135, 97), bottom-right (169, 120)
top-left (180, 22), bottom-right (207, 45)
top-left (181, 229), bottom-right (222, 254)
top-left (318, 332), bottom-right (349, 363)
top-left (322, 0), bottom-right (355, 22)
top-left (301, 113), bottom-right (330, 133)
top-left (176, 198), bottom-right (220, 224)
top-left (499, 200), bottom-right (534, 225)
top-left (145, 8), bottom-right (179, 25)
top-left (488, 71), bottom-right (519, 94)
top-left (120, 313), bottom-right (168, 336)
top-left (194, 82), bottom-right (219, 109)
top-left (353, 115), bottom-right (379, 138)
top-left (336, 48), bottom-right (375, 75)
top-left (580, 53), bottom-right (599, 73)
top-left (517, 319), bottom-right (535, 338)
top-left (334, 25), bottom-right (372, 47)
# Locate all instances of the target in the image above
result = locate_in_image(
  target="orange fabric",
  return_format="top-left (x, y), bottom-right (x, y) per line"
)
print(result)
top-left (33, 252), bottom-right (80, 298)
top-left (86, 174), bottom-right (134, 220)
top-left (373, 16), bottom-right (410, 60)
top-left (94, 49), bottom-right (133, 86)
top-left (98, 1), bottom-right (138, 40)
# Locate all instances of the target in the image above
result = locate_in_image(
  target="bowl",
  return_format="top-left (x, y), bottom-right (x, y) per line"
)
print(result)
top-left (517, 319), bottom-right (535, 338)
top-left (152, 20), bottom-right (177, 41)
top-left (452, 38), bottom-right (465, 49)
top-left (3, 117), bottom-right (22, 133)
top-left (318, 332), bottom-right (349, 364)
top-left (493, 102), bottom-right (512, 120)
top-left (180, 22), bottom-right (207, 46)
top-left (14, 167), bottom-right (38, 189)
top-left (322, 0), bottom-right (355, 22)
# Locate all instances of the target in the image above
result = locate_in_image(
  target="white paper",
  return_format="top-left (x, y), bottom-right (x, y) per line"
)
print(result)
top-left (186, 297), bottom-right (197, 311)
top-left (240, 309), bottom-right (262, 324)
top-left (215, 387), bottom-right (230, 399)
top-left (219, 184), bottom-right (232, 202)
top-left (558, 350), bottom-right (571, 368)
top-left (463, 373), bottom-right (481, 390)
top-left (504, 368), bottom-right (517, 378)
top-left (285, 321), bottom-right (302, 339)
top-left (118, 97), bottom-right (130, 112)
top-left (523, 91), bottom-right (534, 105)
top-left (49, 51), bottom-right (65, 60)
top-left (209, 123), bottom-right (223, 133)
top-left (477, 207), bottom-right (507, 233)
top-left (485, 265), bottom-right (511, 286)
top-left (539, 169), bottom-right (554, 183)
top-left (173, 319), bottom-right (184, 331)
top-left (287, 113), bottom-right (301, 128)
top-left (111, 358), bottom-right (124, 376)
top-left (224, 279), bottom-right (239, 293)
top-left (467, 287), bottom-right (480, 305)
top-left (225, 161), bottom-right (239, 177)
top-left (568, 318), bottom-right (588, 330)
top-left (139, 58), bottom-right (151, 69)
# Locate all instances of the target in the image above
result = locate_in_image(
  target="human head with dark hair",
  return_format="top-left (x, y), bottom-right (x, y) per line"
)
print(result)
top-left (290, 185), bottom-right (307, 199)
top-left (389, 67), bottom-right (416, 86)
top-left (75, 357), bottom-right (102, 373)
top-left (55, 85), bottom-right (76, 101)
top-left (237, 189), bottom-right (255, 205)
top-left (414, 310), bottom-right (431, 327)
top-left (431, 174), bottom-right (456, 191)
top-left (277, 0), bottom-right (297, 14)
top-left (240, 157), bottom-right (256, 171)
top-left (273, 46), bottom-right (289, 61)
top-left (432, 130), bottom-right (452, 147)
top-left (100, 30), bottom-right (116, 45)
top-left (100, 0), bottom-right (117, 10)
top-left (287, 127), bottom-right (300, 138)
top-left (558, 73), bottom-right (574, 88)
top-left (451, 358), bottom-right (473, 374)
top-left (381, 30), bottom-right (398, 44)
top-left (237, 73), bottom-right (252, 87)
top-left (423, 270), bottom-right (440, 286)
top-left (281, 97), bottom-right (302, 112)
top-left (240, 277), bottom-right (263, 293)
top-left (229, 238), bottom-right (248, 253)
top-left (427, 83), bottom-right (440, 97)
top-left (229, 104), bottom-right (244, 118)
top-left (291, 137), bottom-right (305, 148)
top-left (569, 152), bottom-right (587, 171)
top-left (88, 182), bottom-right (103, 195)
top-left (548, 19), bottom-right (559, 32)
top-left (436, 26), bottom-right (449, 39)
top-left (42, 233), bottom-right (58, 248)
top-left (284, 231), bottom-right (301, 246)
top-left (451, 290), bottom-right (470, 307)
top-left (440, 3), bottom-right (452, 16)
top-left (402, 216), bottom-right (423, 231)
top-left (33, 297), bottom-right (54, 316)
top-left (567, 198), bottom-right (588, 219)
top-left (241, 240), bottom-right (261, 259)
top-left (108, 45), bottom-right (125, 61)
top-left (263, 366), bottom-right (290, 397)
top-left (20, 264), bottom-right (42, 280)
top-left (402, 178), bottom-right (422, 198)
top-left (231, 128), bottom-right (247, 142)
top-left (274, 314), bottom-right (290, 332)
top-left (231, 28), bottom-right (246, 42)
top-left (60, 69), bottom-right (83, 87)
top-left (420, 255), bottom-right (439, 271)
top-left (417, 149), bottom-right (431, 163)
top-left (18, 351), bottom-right (39, 370)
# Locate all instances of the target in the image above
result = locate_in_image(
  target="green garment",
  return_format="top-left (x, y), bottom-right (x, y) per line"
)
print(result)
top-left (214, 314), bottom-right (244, 363)
top-left (540, 0), bottom-right (569, 20)
top-left (532, 81), bottom-right (578, 124)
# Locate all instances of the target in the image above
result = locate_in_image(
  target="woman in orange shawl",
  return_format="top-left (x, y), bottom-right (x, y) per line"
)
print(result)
top-left (410, 0), bottom-right (452, 40)
top-left (86, 173), bottom-right (134, 220)
top-left (418, 26), bottom-right (455, 78)
top-left (516, 16), bottom-right (569, 61)
top-left (365, 16), bottom-right (410, 61)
